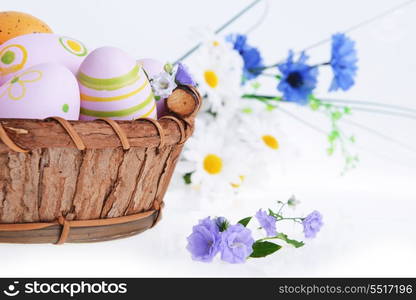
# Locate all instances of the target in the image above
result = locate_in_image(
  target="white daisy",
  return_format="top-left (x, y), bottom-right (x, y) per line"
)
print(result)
top-left (181, 120), bottom-right (246, 199)
top-left (238, 111), bottom-right (290, 167)
top-left (189, 36), bottom-right (244, 115)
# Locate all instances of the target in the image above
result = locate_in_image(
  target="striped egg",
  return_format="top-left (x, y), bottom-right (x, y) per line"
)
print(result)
top-left (77, 47), bottom-right (156, 121)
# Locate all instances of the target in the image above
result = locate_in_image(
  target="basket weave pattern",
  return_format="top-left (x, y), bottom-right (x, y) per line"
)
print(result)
top-left (0, 86), bottom-right (201, 243)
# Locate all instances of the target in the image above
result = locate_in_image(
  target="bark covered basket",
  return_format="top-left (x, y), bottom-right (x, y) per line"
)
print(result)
top-left (0, 85), bottom-right (201, 244)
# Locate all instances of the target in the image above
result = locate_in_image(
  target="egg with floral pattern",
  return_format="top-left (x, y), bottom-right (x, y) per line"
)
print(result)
top-left (78, 47), bottom-right (156, 120)
top-left (0, 33), bottom-right (88, 85)
top-left (0, 63), bottom-right (80, 120)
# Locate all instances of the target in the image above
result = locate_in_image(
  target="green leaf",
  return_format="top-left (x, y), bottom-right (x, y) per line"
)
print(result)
top-left (268, 209), bottom-right (282, 219)
top-left (266, 104), bottom-right (276, 111)
top-left (328, 130), bottom-right (340, 142)
top-left (344, 106), bottom-right (352, 114)
top-left (331, 111), bottom-right (343, 121)
top-left (250, 241), bottom-right (282, 258)
top-left (241, 107), bottom-right (253, 114)
top-left (183, 172), bottom-right (192, 185)
top-left (327, 147), bottom-right (334, 156)
top-left (309, 98), bottom-right (321, 111)
top-left (251, 81), bottom-right (261, 90)
top-left (276, 233), bottom-right (304, 248)
top-left (238, 217), bottom-right (252, 227)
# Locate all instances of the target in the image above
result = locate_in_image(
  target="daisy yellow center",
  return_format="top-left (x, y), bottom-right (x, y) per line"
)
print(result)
top-left (204, 70), bottom-right (219, 88)
top-left (262, 135), bottom-right (279, 150)
top-left (203, 154), bottom-right (223, 175)
top-left (230, 175), bottom-right (245, 188)
top-left (213, 41), bottom-right (220, 47)
top-left (67, 40), bottom-right (82, 52)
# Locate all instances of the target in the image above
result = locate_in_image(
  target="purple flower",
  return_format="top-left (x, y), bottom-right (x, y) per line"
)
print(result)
top-left (302, 211), bottom-right (323, 238)
top-left (175, 63), bottom-right (196, 86)
top-left (187, 217), bottom-right (221, 262)
top-left (255, 209), bottom-right (277, 237)
top-left (220, 224), bottom-right (254, 264)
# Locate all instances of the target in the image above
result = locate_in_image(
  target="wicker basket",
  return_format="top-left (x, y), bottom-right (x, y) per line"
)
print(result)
top-left (0, 85), bottom-right (201, 244)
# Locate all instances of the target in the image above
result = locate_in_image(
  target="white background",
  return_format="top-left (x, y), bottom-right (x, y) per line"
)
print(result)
top-left (1, 0), bottom-right (416, 277)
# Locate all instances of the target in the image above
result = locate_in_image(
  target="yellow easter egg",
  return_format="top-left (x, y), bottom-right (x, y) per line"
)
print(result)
top-left (0, 11), bottom-right (53, 45)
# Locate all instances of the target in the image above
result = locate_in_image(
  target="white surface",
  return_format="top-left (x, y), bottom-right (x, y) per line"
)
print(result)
top-left (1, 0), bottom-right (416, 277)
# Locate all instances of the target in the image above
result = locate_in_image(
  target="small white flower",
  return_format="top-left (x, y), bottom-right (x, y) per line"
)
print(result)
top-left (150, 71), bottom-right (177, 99)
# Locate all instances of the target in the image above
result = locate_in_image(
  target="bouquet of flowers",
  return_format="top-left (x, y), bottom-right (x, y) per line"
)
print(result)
top-left (173, 31), bottom-right (358, 199)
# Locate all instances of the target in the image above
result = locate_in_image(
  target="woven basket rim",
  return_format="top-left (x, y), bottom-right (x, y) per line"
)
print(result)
top-left (0, 85), bottom-right (201, 153)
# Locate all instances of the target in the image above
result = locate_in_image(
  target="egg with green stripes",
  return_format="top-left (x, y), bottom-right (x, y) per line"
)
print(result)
top-left (77, 46), bottom-right (157, 120)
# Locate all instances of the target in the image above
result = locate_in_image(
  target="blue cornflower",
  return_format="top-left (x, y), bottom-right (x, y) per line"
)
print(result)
top-left (329, 33), bottom-right (358, 92)
top-left (228, 34), bottom-right (264, 81)
top-left (277, 51), bottom-right (318, 105)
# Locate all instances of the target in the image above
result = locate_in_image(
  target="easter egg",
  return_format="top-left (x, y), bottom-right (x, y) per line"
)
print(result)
top-left (78, 47), bottom-right (157, 121)
top-left (138, 58), bottom-right (164, 78)
top-left (138, 58), bottom-right (169, 119)
top-left (0, 33), bottom-right (88, 85)
top-left (0, 63), bottom-right (80, 120)
top-left (0, 11), bottom-right (53, 45)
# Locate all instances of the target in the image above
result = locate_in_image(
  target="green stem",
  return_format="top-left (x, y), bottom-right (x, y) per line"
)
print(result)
top-left (242, 94), bottom-right (282, 101)
top-left (257, 236), bottom-right (282, 242)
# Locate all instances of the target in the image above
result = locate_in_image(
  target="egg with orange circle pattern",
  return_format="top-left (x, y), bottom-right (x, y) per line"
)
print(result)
top-left (0, 33), bottom-right (88, 85)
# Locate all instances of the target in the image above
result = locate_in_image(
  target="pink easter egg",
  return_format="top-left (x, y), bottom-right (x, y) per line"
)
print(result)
top-left (138, 58), bottom-right (170, 119)
top-left (78, 47), bottom-right (157, 121)
top-left (0, 33), bottom-right (88, 85)
top-left (137, 58), bottom-right (164, 78)
top-left (0, 63), bottom-right (80, 120)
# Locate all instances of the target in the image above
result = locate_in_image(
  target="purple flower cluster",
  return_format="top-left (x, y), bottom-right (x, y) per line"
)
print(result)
top-left (187, 217), bottom-right (254, 264)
